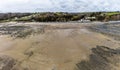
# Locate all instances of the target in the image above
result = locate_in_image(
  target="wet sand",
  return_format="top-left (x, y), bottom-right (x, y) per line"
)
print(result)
top-left (0, 22), bottom-right (119, 70)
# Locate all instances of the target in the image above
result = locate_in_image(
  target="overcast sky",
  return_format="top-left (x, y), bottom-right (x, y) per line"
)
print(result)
top-left (0, 0), bottom-right (119, 12)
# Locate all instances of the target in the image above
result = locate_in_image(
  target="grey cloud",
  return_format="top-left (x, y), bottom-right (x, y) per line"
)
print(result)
top-left (0, 0), bottom-right (120, 12)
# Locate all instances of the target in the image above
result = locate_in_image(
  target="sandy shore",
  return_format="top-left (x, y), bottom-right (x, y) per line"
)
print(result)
top-left (0, 22), bottom-right (119, 70)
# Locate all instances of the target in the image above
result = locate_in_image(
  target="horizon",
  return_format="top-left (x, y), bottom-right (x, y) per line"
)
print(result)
top-left (0, 11), bottom-right (120, 13)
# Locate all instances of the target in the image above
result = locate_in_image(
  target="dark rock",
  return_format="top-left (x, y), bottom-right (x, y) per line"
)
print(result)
top-left (76, 46), bottom-right (120, 70)
top-left (0, 55), bottom-right (16, 70)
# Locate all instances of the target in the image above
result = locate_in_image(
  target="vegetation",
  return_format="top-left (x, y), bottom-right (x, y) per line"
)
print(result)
top-left (0, 13), bottom-right (31, 21)
top-left (0, 12), bottom-right (120, 22)
top-left (105, 12), bottom-right (120, 16)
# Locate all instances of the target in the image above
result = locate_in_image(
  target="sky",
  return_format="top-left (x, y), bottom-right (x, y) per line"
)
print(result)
top-left (0, 0), bottom-right (119, 12)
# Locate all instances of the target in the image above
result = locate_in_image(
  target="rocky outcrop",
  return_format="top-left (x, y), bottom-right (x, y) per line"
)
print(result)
top-left (0, 25), bottom-right (46, 38)
top-left (0, 55), bottom-right (16, 70)
top-left (108, 14), bottom-right (120, 21)
top-left (76, 46), bottom-right (120, 70)
top-left (89, 23), bottom-right (120, 40)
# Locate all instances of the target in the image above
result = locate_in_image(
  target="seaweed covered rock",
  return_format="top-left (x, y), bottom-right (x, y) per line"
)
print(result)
top-left (76, 46), bottom-right (120, 70)
top-left (0, 55), bottom-right (16, 70)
